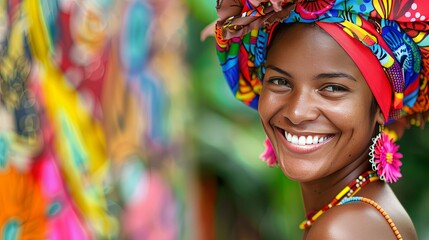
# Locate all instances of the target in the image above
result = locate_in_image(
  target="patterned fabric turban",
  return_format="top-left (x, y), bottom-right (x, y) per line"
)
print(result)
top-left (215, 0), bottom-right (429, 124)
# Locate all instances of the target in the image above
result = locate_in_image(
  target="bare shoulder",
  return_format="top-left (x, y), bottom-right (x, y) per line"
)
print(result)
top-left (305, 198), bottom-right (416, 240)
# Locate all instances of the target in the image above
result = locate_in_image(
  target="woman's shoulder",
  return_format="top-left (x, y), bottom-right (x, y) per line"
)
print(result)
top-left (305, 196), bottom-right (416, 240)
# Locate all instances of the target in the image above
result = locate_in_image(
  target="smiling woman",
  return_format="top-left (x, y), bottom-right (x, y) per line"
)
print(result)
top-left (214, 0), bottom-right (429, 239)
top-left (260, 23), bottom-right (379, 183)
top-left (259, 23), bottom-right (410, 239)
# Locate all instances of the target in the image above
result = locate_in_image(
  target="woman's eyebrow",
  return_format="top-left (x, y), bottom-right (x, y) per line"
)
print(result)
top-left (266, 65), bottom-right (292, 78)
top-left (266, 65), bottom-right (356, 82)
top-left (315, 73), bottom-right (357, 82)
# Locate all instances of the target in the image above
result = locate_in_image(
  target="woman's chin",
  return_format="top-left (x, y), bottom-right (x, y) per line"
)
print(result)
top-left (278, 160), bottom-right (325, 183)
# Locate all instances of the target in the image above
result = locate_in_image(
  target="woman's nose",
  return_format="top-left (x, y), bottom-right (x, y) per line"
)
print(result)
top-left (282, 90), bottom-right (319, 125)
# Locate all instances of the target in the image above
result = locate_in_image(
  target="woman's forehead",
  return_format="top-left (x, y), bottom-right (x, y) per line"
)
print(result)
top-left (267, 24), bottom-right (358, 71)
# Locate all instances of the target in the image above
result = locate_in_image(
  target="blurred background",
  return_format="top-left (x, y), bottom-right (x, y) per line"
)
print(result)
top-left (0, 0), bottom-right (428, 239)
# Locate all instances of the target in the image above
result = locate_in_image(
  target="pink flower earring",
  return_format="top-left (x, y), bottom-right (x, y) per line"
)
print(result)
top-left (369, 125), bottom-right (403, 183)
top-left (259, 137), bottom-right (278, 167)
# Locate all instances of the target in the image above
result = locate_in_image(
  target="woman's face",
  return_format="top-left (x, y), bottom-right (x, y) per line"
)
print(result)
top-left (259, 23), bottom-right (384, 182)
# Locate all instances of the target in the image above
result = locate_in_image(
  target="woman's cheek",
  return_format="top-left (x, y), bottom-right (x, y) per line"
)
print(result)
top-left (258, 89), bottom-right (277, 122)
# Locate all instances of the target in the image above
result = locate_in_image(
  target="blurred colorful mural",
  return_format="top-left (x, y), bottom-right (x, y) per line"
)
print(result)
top-left (0, 0), bottom-right (189, 239)
top-left (0, 0), bottom-right (428, 240)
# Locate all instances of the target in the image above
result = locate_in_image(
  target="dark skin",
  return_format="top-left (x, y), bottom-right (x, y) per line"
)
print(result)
top-left (258, 23), bottom-right (417, 240)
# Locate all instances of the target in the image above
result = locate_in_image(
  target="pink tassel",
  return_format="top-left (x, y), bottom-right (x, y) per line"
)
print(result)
top-left (259, 137), bottom-right (277, 166)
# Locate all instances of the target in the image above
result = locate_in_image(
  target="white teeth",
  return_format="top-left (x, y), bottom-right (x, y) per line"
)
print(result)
top-left (287, 133), bottom-right (292, 142)
top-left (306, 136), bottom-right (313, 144)
top-left (284, 131), bottom-right (329, 146)
top-left (313, 136), bottom-right (319, 144)
top-left (292, 135), bottom-right (299, 144)
top-left (298, 136), bottom-right (306, 145)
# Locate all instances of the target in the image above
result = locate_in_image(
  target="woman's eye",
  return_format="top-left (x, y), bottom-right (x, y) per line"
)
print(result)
top-left (322, 85), bottom-right (348, 92)
top-left (269, 78), bottom-right (289, 86)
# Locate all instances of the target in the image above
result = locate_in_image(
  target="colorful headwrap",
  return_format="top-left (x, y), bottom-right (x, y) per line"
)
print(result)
top-left (215, 0), bottom-right (429, 124)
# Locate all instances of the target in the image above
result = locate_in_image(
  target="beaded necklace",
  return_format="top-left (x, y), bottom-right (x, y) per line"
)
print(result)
top-left (339, 197), bottom-right (403, 240)
top-left (299, 170), bottom-right (379, 229)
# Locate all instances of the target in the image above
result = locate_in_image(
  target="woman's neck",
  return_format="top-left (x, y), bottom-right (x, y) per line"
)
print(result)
top-left (299, 154), bottom-right (372, 215)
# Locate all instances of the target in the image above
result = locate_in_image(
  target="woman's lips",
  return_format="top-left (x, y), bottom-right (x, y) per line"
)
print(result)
top-left (276, 128), bottom-right (334, 154)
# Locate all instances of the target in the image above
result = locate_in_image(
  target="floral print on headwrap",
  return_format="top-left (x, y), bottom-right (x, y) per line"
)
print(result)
top-left (215, 0), bottom-right (429, 124)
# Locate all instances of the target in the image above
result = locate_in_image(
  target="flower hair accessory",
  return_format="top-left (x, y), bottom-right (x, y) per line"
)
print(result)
top-left (369, 128), bottom-right (403, 183)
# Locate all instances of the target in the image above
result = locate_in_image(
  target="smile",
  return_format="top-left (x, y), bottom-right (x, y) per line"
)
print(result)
top-left (275, 127), bottom-right (335, 154)
top-left (284, 130), bottom-right (332, 146)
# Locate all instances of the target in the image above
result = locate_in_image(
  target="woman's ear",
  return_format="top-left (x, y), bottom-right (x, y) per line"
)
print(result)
top-left (375, 107), bottom-right (385, 126)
